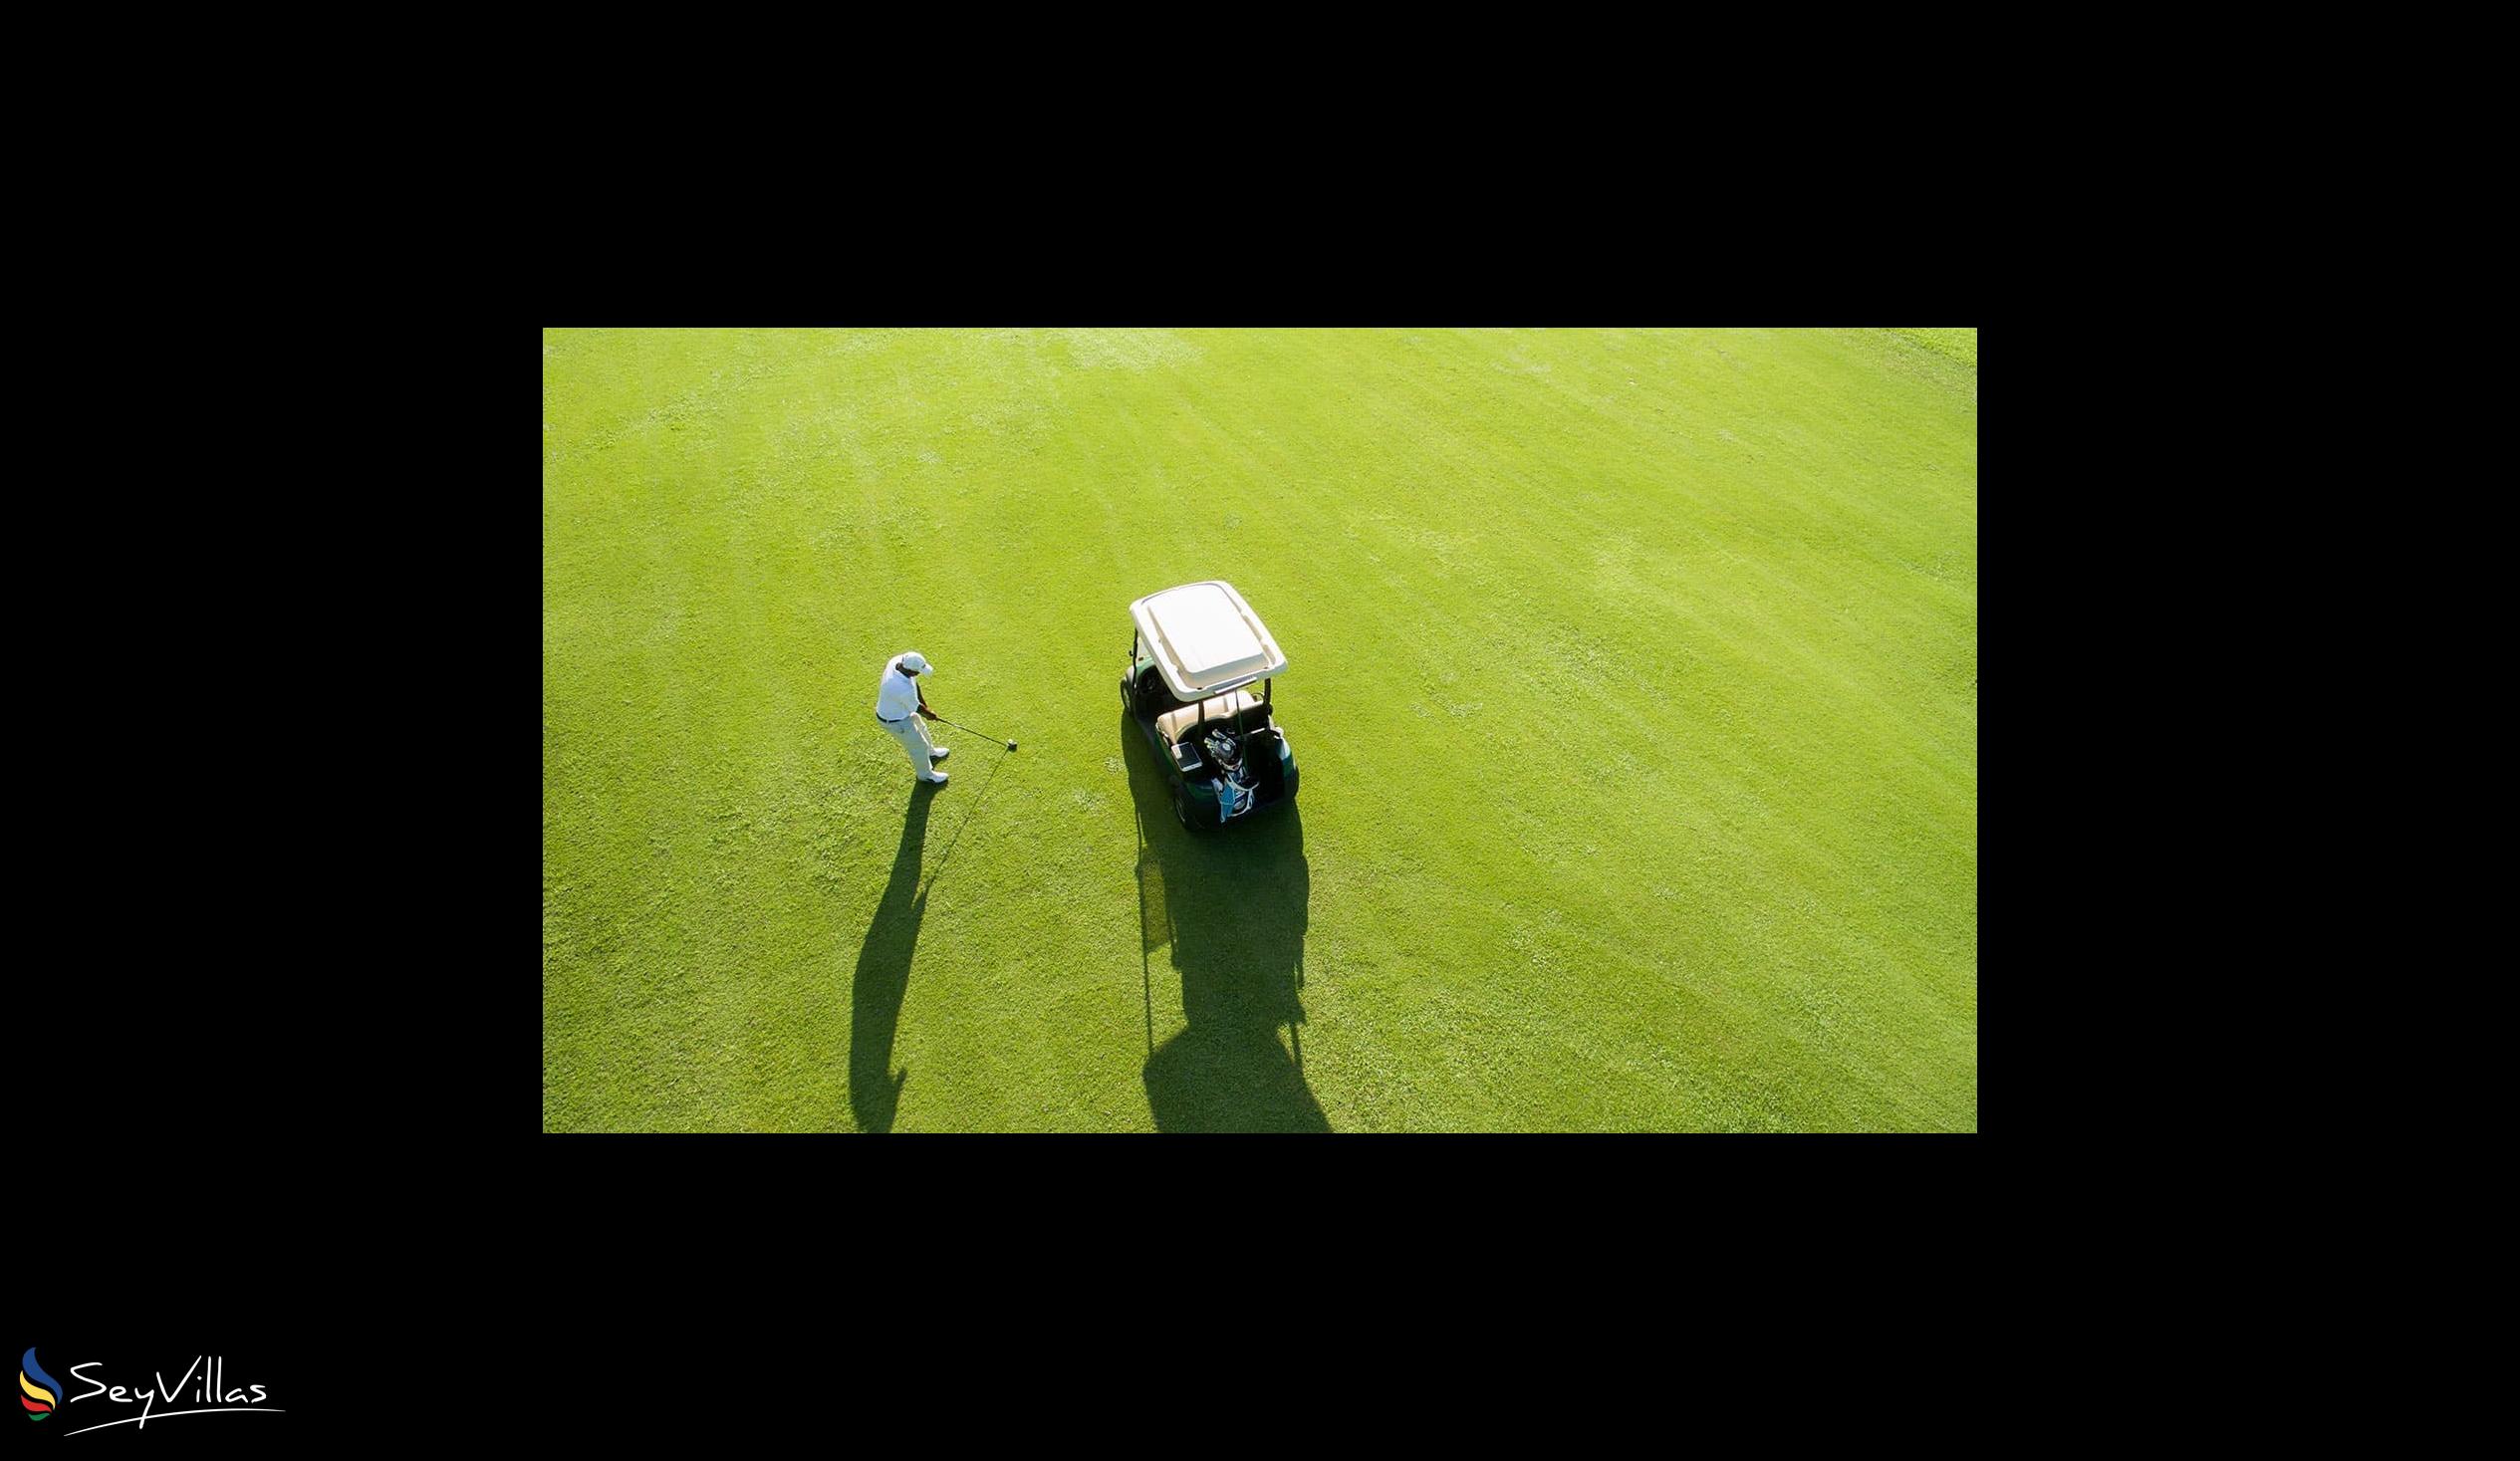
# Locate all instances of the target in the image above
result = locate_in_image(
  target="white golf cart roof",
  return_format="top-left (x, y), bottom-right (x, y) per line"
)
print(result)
top-left (1131, 581), bottom-right (1288, 701)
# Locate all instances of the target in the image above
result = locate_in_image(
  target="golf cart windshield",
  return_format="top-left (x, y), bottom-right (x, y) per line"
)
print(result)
top-left (1130, 581), bottom-right (1288, 700)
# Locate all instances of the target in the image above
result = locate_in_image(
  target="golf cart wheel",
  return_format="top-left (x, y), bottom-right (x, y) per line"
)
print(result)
top-left (1171, 785), bottom-right (1205, 833)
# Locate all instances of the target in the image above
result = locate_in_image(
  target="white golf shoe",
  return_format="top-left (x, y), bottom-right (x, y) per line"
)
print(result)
top-left (929, 747), bottom-right (950, 763)
top-left (920, 772), bottom-right (948, 786)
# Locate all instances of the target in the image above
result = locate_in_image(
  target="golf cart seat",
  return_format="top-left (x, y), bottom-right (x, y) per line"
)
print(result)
top-left (1157, 690), bottom-right (1263, 746)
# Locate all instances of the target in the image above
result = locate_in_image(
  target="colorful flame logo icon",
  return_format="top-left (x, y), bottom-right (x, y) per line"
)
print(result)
top-left (20, 1347), bottom-right (60, 1422)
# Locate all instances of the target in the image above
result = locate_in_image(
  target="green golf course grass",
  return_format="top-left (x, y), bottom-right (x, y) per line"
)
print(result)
top-left (542, 327), bottom-right (1976, 1131)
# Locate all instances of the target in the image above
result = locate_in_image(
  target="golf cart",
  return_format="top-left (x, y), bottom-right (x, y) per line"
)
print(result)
top-left (1122, 581), bottom-right (1299, 831)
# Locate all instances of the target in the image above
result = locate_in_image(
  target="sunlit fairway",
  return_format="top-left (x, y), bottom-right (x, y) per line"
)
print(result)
top-left (542, 327), bottom-right (1976, 1131)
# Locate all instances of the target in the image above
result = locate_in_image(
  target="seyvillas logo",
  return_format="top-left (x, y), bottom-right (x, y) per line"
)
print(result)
top-left (18, 1348), bottom-right (283, 1435)
top-left (21, 1348), bottom-right (61, 1421)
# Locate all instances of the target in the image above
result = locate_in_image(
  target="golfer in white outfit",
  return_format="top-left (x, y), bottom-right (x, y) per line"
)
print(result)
top-left (875, 651), bottom-right (949, 785)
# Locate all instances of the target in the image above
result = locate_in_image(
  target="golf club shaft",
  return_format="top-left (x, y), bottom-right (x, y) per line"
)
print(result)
top-left (930, 714), bottom-right (1012, 746)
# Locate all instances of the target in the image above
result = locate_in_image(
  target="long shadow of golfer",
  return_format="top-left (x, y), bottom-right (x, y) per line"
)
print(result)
top-left (848, 754), bottom-right (1012, 1133)
top-left (1123, 712), bottom-right (1326, 1132)
top-left (849, 786), bottom-right (932, 1132)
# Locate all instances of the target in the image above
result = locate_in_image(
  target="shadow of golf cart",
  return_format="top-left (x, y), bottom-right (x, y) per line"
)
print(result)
top-left (1121, 711), bottom-right (1322, 1133)
top-left (1119, 580), bottom-right (1300, 833)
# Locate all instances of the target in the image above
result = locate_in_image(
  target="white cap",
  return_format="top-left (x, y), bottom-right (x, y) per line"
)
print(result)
top-left (898, 651), bottom-right (931, 673)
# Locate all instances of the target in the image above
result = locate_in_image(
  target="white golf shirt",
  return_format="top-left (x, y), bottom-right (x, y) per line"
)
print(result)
top-left (874, 656), bottom-right (923, 721)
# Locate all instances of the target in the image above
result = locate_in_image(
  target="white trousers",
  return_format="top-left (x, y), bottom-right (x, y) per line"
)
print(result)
top-left (880, 714), bottom-right (944, 780)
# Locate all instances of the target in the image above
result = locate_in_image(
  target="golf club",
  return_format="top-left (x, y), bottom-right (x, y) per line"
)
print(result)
top-left (929, 714), bottom-right (1017, 752)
